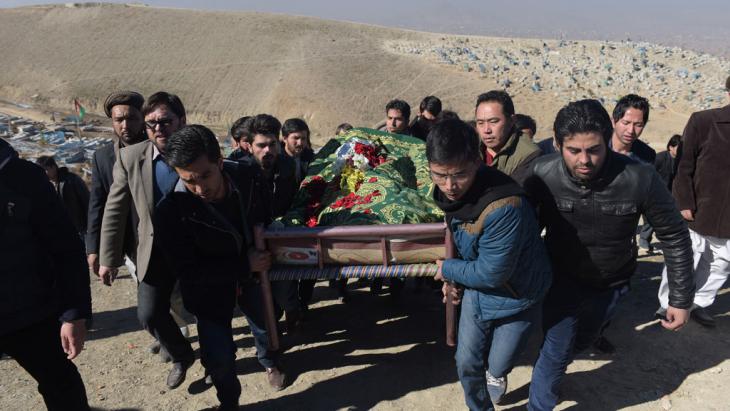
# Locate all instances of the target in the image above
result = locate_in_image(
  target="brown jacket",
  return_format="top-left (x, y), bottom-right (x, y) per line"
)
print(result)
top-left (673, 104), bottom-right (730, 238)
top-left (99, 141), bottom-right (163, 281)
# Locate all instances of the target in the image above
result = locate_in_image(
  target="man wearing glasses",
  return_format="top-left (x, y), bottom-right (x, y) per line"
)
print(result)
top-left (429, 119), bottom-right (552, 410)
top-left (99, 92), bottom-right (196, 389)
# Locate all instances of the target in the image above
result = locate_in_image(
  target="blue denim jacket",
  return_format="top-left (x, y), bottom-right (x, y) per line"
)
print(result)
top-left (442, 195), bottom-right (552, 320)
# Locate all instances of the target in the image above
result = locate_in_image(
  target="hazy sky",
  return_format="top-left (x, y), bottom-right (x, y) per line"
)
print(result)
top-left (3, 0), bottom-right (729, 57)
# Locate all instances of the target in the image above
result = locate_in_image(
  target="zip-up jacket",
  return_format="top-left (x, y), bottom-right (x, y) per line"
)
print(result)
top-left (525, 151), bottom-right (695, 308)
top-left (154, 160), bottom-right (266, 319)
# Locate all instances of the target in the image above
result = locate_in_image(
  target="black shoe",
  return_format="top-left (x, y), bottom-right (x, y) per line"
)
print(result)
top-left (166, 359), bottom-right (194, 389)
top-left (592, 336), bottom-right (616, 354)
top-left (148, 341), bottom-right (161, 355)
top-left (691, 305), bottom-right (716, 328)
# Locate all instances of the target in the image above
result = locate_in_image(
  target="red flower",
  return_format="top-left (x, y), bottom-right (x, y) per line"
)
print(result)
top-left (306, 215), bottom-right (318, 227)
top-left (368, 177), bottom-right (378, 183)
top-left (363, 209), bottom-right (372, 214)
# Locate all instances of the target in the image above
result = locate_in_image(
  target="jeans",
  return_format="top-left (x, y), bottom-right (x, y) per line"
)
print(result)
top-left (0, 317), bottom-right (89, 411)
top-left (455, 289), bottom-right (541, 411)
top-left (528, 278), bottom-right (628, 411)
top-left (137, 250), bottom-right (194, 364)
top-left (197, 281), bottom-right (279, 407)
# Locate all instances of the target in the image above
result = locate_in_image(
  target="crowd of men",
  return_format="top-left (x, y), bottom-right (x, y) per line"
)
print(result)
top-left (1, 75), bottom-right (729, 410)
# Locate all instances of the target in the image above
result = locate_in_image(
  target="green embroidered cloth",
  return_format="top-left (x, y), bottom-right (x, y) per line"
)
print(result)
top-left (279, 128), bottom-right (444, 227)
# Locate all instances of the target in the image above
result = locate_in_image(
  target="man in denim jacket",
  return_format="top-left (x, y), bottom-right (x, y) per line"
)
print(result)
top-left (430, 119), bottom-right (552, 410)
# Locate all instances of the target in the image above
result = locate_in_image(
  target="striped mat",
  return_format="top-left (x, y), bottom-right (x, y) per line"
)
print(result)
top-left (267, 263), bottom-right (438, 280)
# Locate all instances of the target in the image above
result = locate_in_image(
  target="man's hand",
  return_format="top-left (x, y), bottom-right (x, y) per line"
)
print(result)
top-left (661, 306), bottom-right (689, 331)
top-left (680, 209), bottom-right (695, 221)
top-left (98, 265), bottom-right (118, 286)
top-left (60, 319), bottom-right (87, 360)
top-left (442, 282), bottom-right (464, 305)
top-left (87, 253), bottom-right (100, 275)
top-left (434, 259), bottom-right (445, 282)
top-left (248, 249), bottom-right (272, 273)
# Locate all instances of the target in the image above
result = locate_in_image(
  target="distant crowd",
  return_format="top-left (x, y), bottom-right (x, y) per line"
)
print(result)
top-left (1, 75), bottom-right (729, 411)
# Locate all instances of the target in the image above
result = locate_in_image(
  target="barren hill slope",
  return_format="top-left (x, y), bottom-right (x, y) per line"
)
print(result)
top-left (1, 3), bottom-right (727, 144)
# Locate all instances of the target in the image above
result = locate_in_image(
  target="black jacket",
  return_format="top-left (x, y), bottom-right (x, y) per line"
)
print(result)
top-left (280, 144), bottom-right (315, 185)
top-left (654, 150), bottom-right (675, 190)
top-left (525, 151), bottom-right (694, 309)
top-left (86, 142), bottom-right (138, 259)
top-left (237, 154), bottom-right (298, 219)
top-left (610, 138), bottom-right (656, 164)
top-left (154, 160), bottom-right (266, 319)
top-left (0, 139), bottom-right (91, 336)
top-left (55, 167), bottom-right (89, 235)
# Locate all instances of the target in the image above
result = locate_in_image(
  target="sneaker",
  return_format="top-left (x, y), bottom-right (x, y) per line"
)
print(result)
top-left (691, 304), bottom-right (716, 328)
top-left (486, 371), bottom-right (507, 405)
top-left (266, 367), bottom-right (287, 391)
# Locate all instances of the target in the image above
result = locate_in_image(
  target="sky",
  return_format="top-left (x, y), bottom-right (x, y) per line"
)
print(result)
top-left (3, 0), bottom-right (729, 57)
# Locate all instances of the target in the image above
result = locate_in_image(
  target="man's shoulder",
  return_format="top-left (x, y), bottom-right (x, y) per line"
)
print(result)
top-left (119, 140), bottom-right (151, 161)
top-left (531, 152), bottom-right (562, 174)
top-left (691, 104), bottom-right (730, 122)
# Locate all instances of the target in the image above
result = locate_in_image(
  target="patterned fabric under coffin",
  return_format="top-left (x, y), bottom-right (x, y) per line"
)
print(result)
top-left (267, 263), bottom-right (438, 281)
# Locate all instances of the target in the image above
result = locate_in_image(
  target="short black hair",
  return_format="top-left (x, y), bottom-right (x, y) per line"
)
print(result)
top-left (667, 134), bottom-right (681, 149)
top-left (229, 116), bottom-right (251, 142)
top-left (281, 118), bottom-right (310, 138)
top-left (419, 96), bottom-right (442, 116)
top-left (553, 99), bottom-right (613, 148)
top-left (243, 114), bottom-right (281, 144)
top-left (436, 110), bottom-right (460, 123)
top-left (612, 94), bottom-right (650, 124)
top-left (142, 91), bottom-right (186, 119)
top-left (426, 119), bottom-right (481, 164)
top-left (36, 155), bottom-right (58, 169)
top-left (335, 123), bottom-right (353, 135)
top-left (475, 90), bottom-right (515, 117)
top-left (385, 99), bottom-right (411, 121)
top-left (514, 114), bottom-right (537, 135)
top-left (166, 125), bottom-right (221, 168)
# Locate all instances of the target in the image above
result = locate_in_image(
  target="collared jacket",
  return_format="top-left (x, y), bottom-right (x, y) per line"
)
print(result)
top-left (673, 104), bottom-right (730, 238)
top-left (154, 160), bottom-right (266, 319)
top-left (482, 130), bottom-right (541, 186)
top-left (86, 141), bottom-right (138, 259)
top-left (525, 151), bottom-right (695, 309)
top-left (0, 139), bottom-right (91, 335)
top-left (438, 166), bottom-right (552, 320)
top-left (237, 154), bottom-right (298, 219)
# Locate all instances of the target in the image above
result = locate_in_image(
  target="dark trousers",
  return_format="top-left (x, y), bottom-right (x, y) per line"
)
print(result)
top-left (137, 250), bottom-right (194, 364)
top-left (197, 281), bottom-right (279, 407)
top-left (528, 278), bottom-right (628, 411)
top-left (639, 223), bottom-right (654, 249)
top-left (0, 317), bottom-right (89, 411)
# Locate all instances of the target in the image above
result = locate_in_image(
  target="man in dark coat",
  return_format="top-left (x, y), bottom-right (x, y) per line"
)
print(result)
top-left (86, 90), bottom-right (146, 275)
top-left (525, 100), bottom-right (693, 410)
top-left (0, 138), bottom-right (92, 410)
top-left (657, 76), bottom-right (730, 328)
top-left (155, 125), bottom-right (286, 409)
top-left (36, 156), bottom-right (89, 238)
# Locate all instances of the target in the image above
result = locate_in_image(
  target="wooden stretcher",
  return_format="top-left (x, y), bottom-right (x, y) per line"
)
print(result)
top-left (253, 223), bottom-right (458, 351)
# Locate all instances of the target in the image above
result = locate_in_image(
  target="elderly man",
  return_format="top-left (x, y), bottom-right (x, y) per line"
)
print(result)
top-left (657, 76), bottom-right (730, 328)
top-left (98, 91), bottom-right (195, 388)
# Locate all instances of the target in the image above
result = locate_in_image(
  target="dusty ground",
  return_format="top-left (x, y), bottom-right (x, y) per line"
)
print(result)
top-left (1, 251), bottom-right (728, 411)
